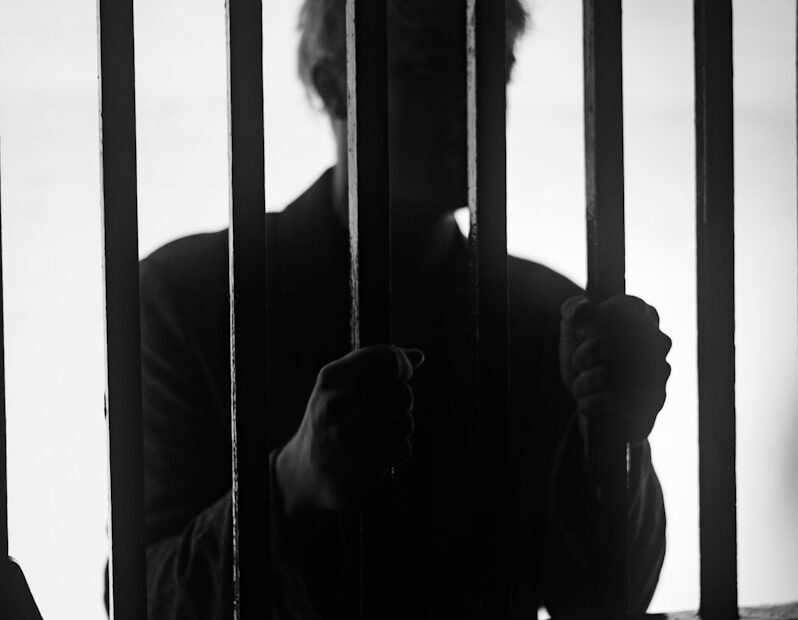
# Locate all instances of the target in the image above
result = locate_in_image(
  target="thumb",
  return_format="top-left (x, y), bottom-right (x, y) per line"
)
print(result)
top-left (560, 295), bottom-right (595, 329)
top-left (402, 348), bottom-right (425, 369)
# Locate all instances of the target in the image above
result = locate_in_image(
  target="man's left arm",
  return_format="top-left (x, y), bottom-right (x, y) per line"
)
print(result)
top-left (546, 294), bottom-right (671, 616)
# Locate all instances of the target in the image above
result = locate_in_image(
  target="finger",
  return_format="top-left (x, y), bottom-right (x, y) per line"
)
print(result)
top-left (571, 336), bottom-right (610, 373)
top-left (645, 303), bottom-right (661, 326)
top-left (394, 382), bottom-right (415, 416)
top-left (611, 332), bottom-right (672, 379)
top-left (660, 331), bottom-right (673, 356)
top-left (318, 345), bottom-right (422, 386)
top-left (402, 347), bottom-right (425, 369)
top-left (560, 295), bottom-right (596, 329)
top-left (579, 394), bottom-right (659, 443)
top-left (377, 436), bottom-right (412, 468)
top-left (359, 414), bottom-right (414, 464)
top-left (572, 365), bottom-right (609, 400)
top-left (590, 296), bottom-right (672, 363)
top-left (379, 383), bottom-right (415, 420)
top-left (385, 410), bottom-right (414, 441)
top-left (389, 438), bottom-right (413, 466)
top-left (357, 409), bottom-right (414, 438)
top-left (335, 405), bottom-right (413, 457)
top-left (619, 403), bottom-right (660, 443)
top-left (382, 416), bottom-right (414, 464)
top-left (323, 380), bottom-right (415, 433)
top-left (595, 294), bottom-right (657, 334)
top-left (576, 393), bottom-right (605, 420)
top-left (598, 294), bottom-right (649, 318)
top-left (347, 382), bottom-right (414, 418)
top-left (626, 362), bottom-right (670, 411)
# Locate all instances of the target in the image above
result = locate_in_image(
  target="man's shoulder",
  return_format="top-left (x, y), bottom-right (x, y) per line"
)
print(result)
top-left (508, 255), bottom-right (582, 311)
top-left (506, 257), bottom-right (582, 372)
top-left (141, 230), bottom-right (228, 286)
top-left (507, 255), bottom-right (583, 345)
top-left (139, 230), bottom-right (230, 325)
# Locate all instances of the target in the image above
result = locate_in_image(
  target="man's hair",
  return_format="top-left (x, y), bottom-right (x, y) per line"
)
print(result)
top-left (297, 0), bottom-right (529, 107)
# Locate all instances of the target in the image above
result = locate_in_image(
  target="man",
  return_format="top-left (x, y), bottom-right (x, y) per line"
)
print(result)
top-left (140, 0), bottom-right (671, 618)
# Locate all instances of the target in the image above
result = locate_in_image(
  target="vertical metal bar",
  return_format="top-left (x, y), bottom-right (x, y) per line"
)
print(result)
top-left (582, 0), bottom-right (629, 616)
top-left (0, 144), bottom-right (6, 559)
top-left (226, 0), bottom-right (270, 618)
top-left (694, 2), bottom-right (738, 619)
top-left (97, 0), bottom-right (147, 617)
top-left (346, 0), bottom-right (391, 349)
top-left (345, 1), bottom-right (392, 617)
top-left (466, 0), bottom-right (510, 616)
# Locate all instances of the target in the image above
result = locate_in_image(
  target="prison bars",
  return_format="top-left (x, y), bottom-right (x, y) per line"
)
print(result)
top-left (345, 1), bottom-right (395, 617)
top-left (225, 0), bottom-right (271, 618)
top-left (346, 0), bottom-right (391, 350)
top-left (98, 0), bottom-right (274, 616)
top-left (582, 0), bottom-right (629, 616)
top-left (342, 0), bottom-right (513, 615)
top-left (584, 2), bottom-right (742, 618)
top-left (97, 0), bottom-right (147, 618)
top-left (346, 0), bottom-right (512, 616)
top-left (92, 1), bottom-right (748, 619)
top-left (584, 1), bottom-right (742, 617)
top-left (694, 2), bottom-right (738, 619)
top-left (466, 0), bottom-right (512, 616)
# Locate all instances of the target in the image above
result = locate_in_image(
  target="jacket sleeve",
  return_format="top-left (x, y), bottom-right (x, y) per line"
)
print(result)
top-left (138, 253), bottom-right (326, 620)
top-left (543, 412), bottom-right (666, 618)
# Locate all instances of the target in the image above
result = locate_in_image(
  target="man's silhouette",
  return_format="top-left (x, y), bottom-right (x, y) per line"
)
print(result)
top-left (139, 0), bottom-right (671, 617)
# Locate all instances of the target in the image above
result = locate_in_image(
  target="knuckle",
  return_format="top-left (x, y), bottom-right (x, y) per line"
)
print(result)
top-left (561, 295), bottom-right (590, 323)
top-left (574, 338), bottom-right (608, 371)
top-left (393, 411), bottom-right (414, 440)
top-left (370, 345), bottom-right (407, 380)
top-left (398, 440), bottom-right (413, 464)
top-left (317, 362), bottom-right (339, 386)
top-left (400, 383), bottom-right (415, 411)
top-left (406, 412), bottom-right (415, 436)
top-left (571, 344), bottom-right (587, 369)
top-left (605, 295), bottom-right (646, 323)
top-left (561, 294), bottom-right (582, 315)
top-left (577, 394), bottom-right (601, 419)
top-left (394, 350), bottom-right (413, 381)
top-left (350, 345), bottom-right (400, 379)
top-left (645, 304), bottom-right (661, 325)
top-left (625, 295), bottom-right (647, 310)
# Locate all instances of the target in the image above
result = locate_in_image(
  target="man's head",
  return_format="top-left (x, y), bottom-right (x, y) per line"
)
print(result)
top-left (298, 0), bottom-right (530, 223)
top-left (298, 0), bottom-right (529, 117)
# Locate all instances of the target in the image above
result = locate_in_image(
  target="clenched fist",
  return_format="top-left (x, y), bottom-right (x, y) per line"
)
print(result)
top-left (276, 345), bottom-right (423, 514)
top-left (559, 294), bottom-right (672, 443)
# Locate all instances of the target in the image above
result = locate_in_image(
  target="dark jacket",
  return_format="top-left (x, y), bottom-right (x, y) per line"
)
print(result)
top-left (138, 169), bottom-right (665, 619)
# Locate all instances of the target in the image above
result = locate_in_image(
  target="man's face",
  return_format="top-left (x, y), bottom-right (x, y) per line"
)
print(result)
top-left (385, 2), bottom-right (470, 227)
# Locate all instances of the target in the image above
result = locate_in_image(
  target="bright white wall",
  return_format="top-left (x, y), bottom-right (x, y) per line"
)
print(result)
top-left (0, 1), bottom-right (795, 618)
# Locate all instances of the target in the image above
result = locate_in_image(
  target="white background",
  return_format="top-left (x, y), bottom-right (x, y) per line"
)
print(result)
top-left (0, 0), bottom-right (796, 618)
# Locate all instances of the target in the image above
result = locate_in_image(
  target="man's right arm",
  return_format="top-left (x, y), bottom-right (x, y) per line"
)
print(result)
top-left (139, 243), bottom-right (419, 619)
top-left (140, 248), bottom-right (324, 619)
